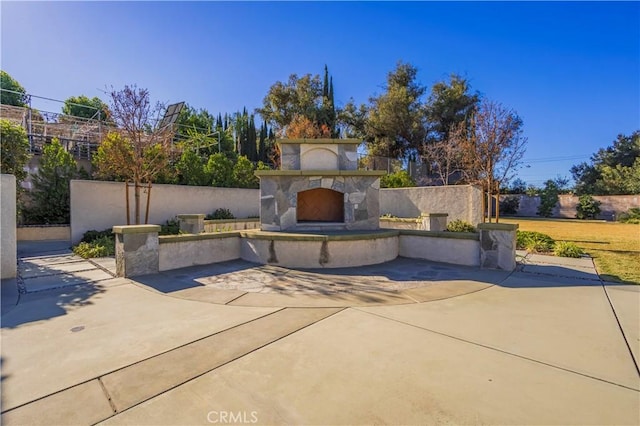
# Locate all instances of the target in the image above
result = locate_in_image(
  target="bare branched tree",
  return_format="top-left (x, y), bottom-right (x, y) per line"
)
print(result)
top-left (422, 121), bottom-right (467, 185)
top-left (94, 85), bottom-right (173, 224)
top-left (461, 99), bottom-right (527, 194)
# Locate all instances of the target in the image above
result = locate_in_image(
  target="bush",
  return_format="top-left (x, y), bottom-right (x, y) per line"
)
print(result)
top-left (553, 241), bottom-right (585, 258)
top-left (81, 229), bottom-right (113, 243)
top-left (206, 208), bottom-right (235, 220)
top-left (516, 231), bottom-right (555, 253)
top-left (160, 217), bottom-right (181, 235)
top-left (381, 170), bottom-right (415, 188)
top-left (537, 179), bottom-right (560, 217)
top-left (446, 220), bottom-right (476, 233)
top-left (618, 207), bottom-right (640, 224)
top-left (499, 196), bottom-right (520, 215)
top-left (576, 195), bottom-right (601, 219)
top-left (73, 235), bottom-right (115, 258)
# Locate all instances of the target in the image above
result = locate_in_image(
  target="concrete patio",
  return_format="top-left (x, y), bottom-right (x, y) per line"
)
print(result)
top-left (1, 241), bottom-right (638, 425)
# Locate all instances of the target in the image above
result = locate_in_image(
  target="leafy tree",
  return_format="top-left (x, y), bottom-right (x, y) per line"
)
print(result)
top-left (1, 70), bottom-right (27, 106)
top-left (93, 85), bottom-right (172, 224)
top-left (286, 114), bottom-right (331, 138)
top-left (425, 74), bottom-right (479, 144)
top-left (175, 149), bottom-right (208, 186)
top-left (205, 153), bottom-right (234, 187)
top-left (337, 99), bottom-right (368, 138)
top-left (507, 178), bottom-right (527, 194)
top-left (571, 131), bottom-right (640, 195)
top-left (232, 155), bottom-right (258, 188)
top-left (460, 99), bottom-right (527, 193)
top-left (536, 177), bottom-right (568, 217)
top-left (26, 138), bottom-right (78, 224)
top-left (62, 95), bottom-right (111, 121)
top-left (175, 104), bottom-right (215, 139)
top-left (364, 61), bottom-right (427, 159)
top-left (0, 119), bottom-right (30, 184)
top-left (257, 66), bottom-right (337, 137)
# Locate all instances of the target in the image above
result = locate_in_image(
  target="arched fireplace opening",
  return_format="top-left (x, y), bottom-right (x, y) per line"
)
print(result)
top-left (297, 188), bottom-right (344, 223)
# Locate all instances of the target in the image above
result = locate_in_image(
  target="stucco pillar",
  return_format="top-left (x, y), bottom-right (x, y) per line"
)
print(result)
top-left (177, 214), bottom-right (205, 234)
top-left (1, 174), bottom-right (17, 279)
top-left (478, 223), bottom-right (518, 270)
top-left (420, 213), bottom-right (448, 231)
top-left (113, 225), bottom-right (160, 277)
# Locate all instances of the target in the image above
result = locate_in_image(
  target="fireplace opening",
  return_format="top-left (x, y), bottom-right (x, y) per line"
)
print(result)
top-left (297, 188), bottom-right (344, 223)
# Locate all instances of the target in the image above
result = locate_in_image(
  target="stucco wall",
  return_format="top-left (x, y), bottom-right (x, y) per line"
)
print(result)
top-left (1, 174), bottom-right (17, 279)
top-left (159, 235), bottom-right (241, 271)
top-left (71, 180), bottom-right (259, 243)
top-left (380, 185), bottom-right (483, 225)
top-left (501, 194), bottom-right (640, 220)
top-left (399, 234), bottom-right (480, 267)
top-left (17, 225), bottom-right (71, 241)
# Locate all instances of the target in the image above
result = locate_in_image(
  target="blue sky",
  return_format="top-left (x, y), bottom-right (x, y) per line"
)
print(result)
top-left (2, 1), bottom-right (638, 187)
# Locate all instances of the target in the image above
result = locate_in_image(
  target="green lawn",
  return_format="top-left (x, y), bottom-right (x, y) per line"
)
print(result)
top-left (501, 217), bottom-right (640, 284)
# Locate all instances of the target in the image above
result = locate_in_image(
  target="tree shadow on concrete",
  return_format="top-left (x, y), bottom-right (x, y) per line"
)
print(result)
top-left (1, 282), bottom-right (106, 329)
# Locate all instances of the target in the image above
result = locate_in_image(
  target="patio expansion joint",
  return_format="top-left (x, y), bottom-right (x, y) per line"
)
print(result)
top-left (94, 306), bottom-right (348, 423)
top-left (0, 308), bottom-right (284, 416)
top-left (353, 308), bottom-right (640, 393)
top-left (1, 306), bottom-right (348, 422)
top-left (97, 377), bottom-right (118, 414)
top-left (87, 258), bottom-right (117, 278)
top-left (598, 272), bottom-right (640, 379)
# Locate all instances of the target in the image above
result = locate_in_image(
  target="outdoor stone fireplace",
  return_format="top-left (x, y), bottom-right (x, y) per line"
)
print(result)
top-left (255, 139), bottom-right (386, 231)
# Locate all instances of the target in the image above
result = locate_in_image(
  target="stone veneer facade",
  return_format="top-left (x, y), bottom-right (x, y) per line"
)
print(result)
top-left (255, 139), bottom-right (385, 232)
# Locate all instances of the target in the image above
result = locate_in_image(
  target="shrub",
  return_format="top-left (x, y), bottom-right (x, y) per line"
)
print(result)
top-left (159, 217), bottom-right (180, 235)
top-left (73, 235), bottom-right (115, 258)
top-left (380, 213), bottom-right (398, 218)
top-left (160, 217), bottom-right (181, 235)
top-left (81, 229), bottom-right (113, 243)
top-left (206, 208), bottom-right (235, 220)
top-left (446, 220), bottom-right (476, 233)
top-left (381, 170), bottom-right (415, 188)
top-left (576, 195), bottom-right (601, 219)
top-left (0, 119), bottom-right (30, 184)
top-left (553, 241), bottom-right (585, 258)
top-left (618, 207), bottom-right (640, 224)
top-left (499, 196), bottom-right (520, 215)
top-left (516, 231), bottom-right (555, 253)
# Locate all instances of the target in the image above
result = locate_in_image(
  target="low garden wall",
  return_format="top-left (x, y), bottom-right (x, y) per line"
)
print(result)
top-left (113, 221), bottom-right (517, 277)
top-left (399, 231), bottom-right (480, 267)
top-left (203, 218), bottom-right (260, 233)
top-left (159, 233), bottom-right (241, 272)
top-left (380, 214), bottom-right (448, 231)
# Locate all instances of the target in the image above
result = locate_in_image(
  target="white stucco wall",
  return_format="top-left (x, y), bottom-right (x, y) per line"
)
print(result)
top-left (1, 174), bottom-right (17, 279)
top-left (70, 180), bottom-right (259, 244)
top-left (300, 144), bottom-right (339, 170)
top-left (380, 185), bottom-right (482, 225)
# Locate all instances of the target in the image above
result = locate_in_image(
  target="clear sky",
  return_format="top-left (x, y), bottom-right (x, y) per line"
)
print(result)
top-left (2, 1), bottom-right (638, 187)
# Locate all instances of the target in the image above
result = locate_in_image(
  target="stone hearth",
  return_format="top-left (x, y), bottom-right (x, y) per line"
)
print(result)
top-left (255, 139), bottom-right (385, 232)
